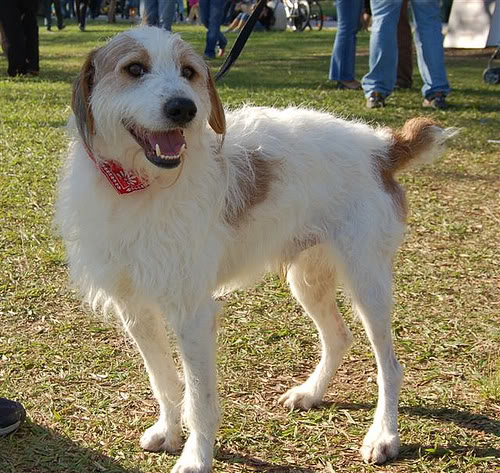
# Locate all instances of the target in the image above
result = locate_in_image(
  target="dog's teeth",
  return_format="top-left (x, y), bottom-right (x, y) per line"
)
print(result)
top-left (155, 144), bottom-right (161, 157)
top-left (180, 144), bottom-right (186, 155)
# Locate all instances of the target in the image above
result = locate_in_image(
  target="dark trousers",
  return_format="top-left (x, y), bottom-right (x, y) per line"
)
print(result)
top-left (44, 0), bottom-right (64, 29)
top-left (397, 0), bottom-right (413, 88)
top-left (75, 0), bottom-right (90, 29)
top-left (0, 0), bottom-right (39, 76)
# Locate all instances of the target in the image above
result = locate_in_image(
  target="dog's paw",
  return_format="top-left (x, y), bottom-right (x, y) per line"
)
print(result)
top-left (360, 426), bottom-right (400, 464)
top-left (171, 460), bottom-right (211, 473)
top-left (171, 434), bottom-right (213, 473)
top-left (140, 421), bottom-right (183, 453)
top-left (278, 384), bottom-right (321, 410)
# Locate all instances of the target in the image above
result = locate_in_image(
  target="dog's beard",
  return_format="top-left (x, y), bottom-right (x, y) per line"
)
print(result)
top-left (126, 123), bottom-right (187, 169)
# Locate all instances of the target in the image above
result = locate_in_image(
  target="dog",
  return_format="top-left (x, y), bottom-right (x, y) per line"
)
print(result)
top-left (56, 26), bottom-right (456, 473)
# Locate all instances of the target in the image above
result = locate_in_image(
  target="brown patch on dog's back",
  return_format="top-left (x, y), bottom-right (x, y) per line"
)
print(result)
top-left (224, 151), bottom-right (277, 228)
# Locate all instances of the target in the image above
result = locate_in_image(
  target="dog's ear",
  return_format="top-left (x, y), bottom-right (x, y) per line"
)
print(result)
top-left (206, 67), bottom-right (226, 136)
top-left (72, 49), bottom-right (98, 143)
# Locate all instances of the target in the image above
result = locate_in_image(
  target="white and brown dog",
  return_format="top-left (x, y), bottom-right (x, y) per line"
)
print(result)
top-left (56, 26), bottom-right (456, 473)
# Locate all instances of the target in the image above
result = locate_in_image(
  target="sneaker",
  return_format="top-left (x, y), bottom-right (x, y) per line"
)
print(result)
top-left (0, 398), bottom-right (26, 436)
top-left (366, 92), bottom-right (385, 109)
top-left (423, 92), bottom-right (448, 110)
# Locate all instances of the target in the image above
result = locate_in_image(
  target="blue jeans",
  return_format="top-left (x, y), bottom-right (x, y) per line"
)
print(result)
top-left (199, 0), bottom-right (227, 58)
top-left (362, 0), bottom-right (450, 99)
top-left (144, 0), bottom-right (176, 30)
top-left (329, 0), bottom-right (363, 82)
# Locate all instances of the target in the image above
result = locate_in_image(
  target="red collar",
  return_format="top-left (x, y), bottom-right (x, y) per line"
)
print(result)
top-left (83, 143), bottom-right (149, 194)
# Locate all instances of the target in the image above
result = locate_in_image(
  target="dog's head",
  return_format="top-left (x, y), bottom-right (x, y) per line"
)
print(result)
top-left (72, 27), bottom-right (225, 170)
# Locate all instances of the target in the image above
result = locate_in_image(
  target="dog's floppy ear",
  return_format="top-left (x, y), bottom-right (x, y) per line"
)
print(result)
top-left (72, 49), bottom-right (98, 144)
top-left (206, 67), bottom-right (226, 136)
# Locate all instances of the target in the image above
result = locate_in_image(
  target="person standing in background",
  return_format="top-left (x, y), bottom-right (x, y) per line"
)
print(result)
top-left (396, 0), bottom-right (412, 89)
top-left (144, 0), bottom-right (177, 30)
top-left (0, 0), bottom-right (40, 76)
top-left (44, 0), bottom-right (66, 31)
top-left (75, 0), bottom-right (90, 31)
top-left (199, 0), bottom-right (227, 59)
top-left (329, 0), bottom-right (363, 90)
top-left (362, 0), bottom-right (451, 109)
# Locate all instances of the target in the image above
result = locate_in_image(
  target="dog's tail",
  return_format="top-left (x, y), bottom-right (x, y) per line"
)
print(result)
top-left (385, 117), bottom-right (458, 175)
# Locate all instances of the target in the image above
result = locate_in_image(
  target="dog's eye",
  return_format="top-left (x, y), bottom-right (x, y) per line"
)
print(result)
top-left (181, 66), bottom-right (196, 80)
top-left (126, 63), bottom-right (147, 78)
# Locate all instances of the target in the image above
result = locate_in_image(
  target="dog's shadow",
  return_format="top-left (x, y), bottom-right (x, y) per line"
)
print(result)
top-left (1, 420), bottom-right (143, 473)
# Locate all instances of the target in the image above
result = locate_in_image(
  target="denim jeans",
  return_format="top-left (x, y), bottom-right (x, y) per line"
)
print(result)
top-left (362, 0), bottom-right (451, 99)
top-left (144, 0), bottom-right (176, 30)
top-left (199, 0), bottom-right (227, 58)
top-left (329, 0), bottom-right (363, 82)
top-left (44, 0), bottom-right (64, 29)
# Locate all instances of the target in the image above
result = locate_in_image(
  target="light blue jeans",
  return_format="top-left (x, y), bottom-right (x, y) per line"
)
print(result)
top-left (199, 0), bottom-right (227, 59)
top-left (362, 0), bottom-right (451, 99)
top-left (329, 0), bottom-right (363, 82)
top-left (144, 0), bottom-right (176, 30)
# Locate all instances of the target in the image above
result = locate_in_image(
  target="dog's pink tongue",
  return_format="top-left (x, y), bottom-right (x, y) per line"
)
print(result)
top-left (149, 130), bottom-right (186, 156)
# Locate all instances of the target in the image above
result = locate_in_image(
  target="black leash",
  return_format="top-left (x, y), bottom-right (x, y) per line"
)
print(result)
top-left (214, 0), bottom-right (268, 82)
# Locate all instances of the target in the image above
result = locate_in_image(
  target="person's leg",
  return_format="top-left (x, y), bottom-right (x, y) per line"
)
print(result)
top-left (159, 0), bottom-right (176, 30)
top-left (21, 0), bottom-right (40, 73)
top-left (200, 0), bottom-right (226, 58)
top-left (411, 0), bottom-right (450, 99)
top-left (362, 0), bottom-right (402, 98)
top-left (329, 0), bottom-right (363, 82)
top-left (77, 0), bottom-right (89, 30)
top-left (396, 0), bottom-right (412, 88)
top-left (44, 0), bottom-right (53, 30)
top-left (54, 0), bottom-right (65, 29)
top-left (144, 0), bottom-right (159, 26)
top-left (213, 0), bottom-right (227, 52)
top-left (0, 1), bottom-right (26, 76)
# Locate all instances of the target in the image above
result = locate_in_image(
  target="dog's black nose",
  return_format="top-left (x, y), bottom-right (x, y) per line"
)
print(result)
top-left (164, 97), bottom-right (197, 125)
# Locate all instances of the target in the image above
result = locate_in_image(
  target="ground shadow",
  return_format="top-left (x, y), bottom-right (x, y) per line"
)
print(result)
top-left (0, 420), bottom-right (144, 473)
top-left (331, 402), bottom-right (500, 438)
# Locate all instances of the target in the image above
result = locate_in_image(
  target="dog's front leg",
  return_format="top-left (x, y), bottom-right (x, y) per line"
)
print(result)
top-left (117, 305), bottom-right (183, 452)
top-left (170, 299), bottom-right (220, 473)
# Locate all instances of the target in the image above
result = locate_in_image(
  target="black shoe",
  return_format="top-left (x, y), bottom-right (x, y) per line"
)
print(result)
top-left (0, 398), bottom-right (26, 436)
top-left (423, 92), bottom-right (448, 110)
top-left (366, 92), bottom-right (385, 109)
top-left (337, 80), bottom-right (361, 90)
top-left (58, 25), bottom-right (66, 30)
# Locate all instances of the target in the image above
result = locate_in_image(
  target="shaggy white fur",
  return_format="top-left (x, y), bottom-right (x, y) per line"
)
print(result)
top-left (56, 26), bottom-right (456, 473)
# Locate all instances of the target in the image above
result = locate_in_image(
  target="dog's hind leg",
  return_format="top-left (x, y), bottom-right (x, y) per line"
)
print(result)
top-left (279, 245), bottom-right (353, 410)
top-left (118, 305), bottom-right (183, 453)
top-left (332, 237), bottom-right (403, 464)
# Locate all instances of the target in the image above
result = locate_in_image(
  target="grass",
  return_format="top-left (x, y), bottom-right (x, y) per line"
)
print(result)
top-left (1, 17), bottom-right (499, 473)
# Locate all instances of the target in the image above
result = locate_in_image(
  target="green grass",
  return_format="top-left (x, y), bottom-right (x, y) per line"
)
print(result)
top-left (1, 18), bottom-right (499, 473)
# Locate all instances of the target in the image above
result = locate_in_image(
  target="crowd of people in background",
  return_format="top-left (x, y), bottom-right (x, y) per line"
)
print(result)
top-left (1, 0), bottom-right (454, 111)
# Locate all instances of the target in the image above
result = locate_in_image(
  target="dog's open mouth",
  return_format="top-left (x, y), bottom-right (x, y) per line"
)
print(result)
top-left (126, 124), bottom-right (186, 169)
